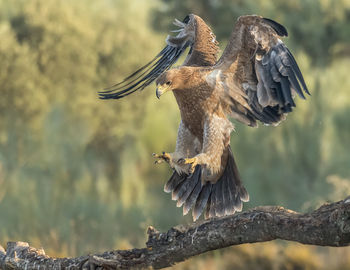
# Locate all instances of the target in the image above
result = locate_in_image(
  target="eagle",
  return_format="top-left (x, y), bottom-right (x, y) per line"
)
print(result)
top-left (99, 14), bottom-right (309, 221)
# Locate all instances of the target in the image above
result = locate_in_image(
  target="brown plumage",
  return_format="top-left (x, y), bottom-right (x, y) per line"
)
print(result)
top-left (100, 14), bottom-right (309, 221)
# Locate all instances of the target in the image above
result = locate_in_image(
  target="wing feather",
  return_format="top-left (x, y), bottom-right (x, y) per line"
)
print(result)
top-left (218, 16), bottom-right (309, 125)
top-left (100, 14), bottom-right (219, 99)
top-left (99, 16), bottom-right (195, 99)
top-left (262, 18), bottom-right (288, 37)
top-left (99, 44), bottom-right (186, 99)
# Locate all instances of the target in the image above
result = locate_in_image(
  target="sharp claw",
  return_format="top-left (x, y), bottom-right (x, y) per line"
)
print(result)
top-left (179, 157), bottom-right (196, 165)
top-left (178, 158), bottom-right (185, 165)
top-left (189, 166), bottom-right (195, 174)
top-left (152, 152), bottom-right (171, 164)
top-left (179, 157), bottom-right (198, 174)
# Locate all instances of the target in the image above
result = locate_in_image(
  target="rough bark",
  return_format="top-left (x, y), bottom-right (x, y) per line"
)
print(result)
top-left (1, 198), bottom-right (350, 270)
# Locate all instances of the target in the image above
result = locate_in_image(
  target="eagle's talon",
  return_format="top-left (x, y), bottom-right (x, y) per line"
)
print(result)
top-left (153, 152), bottom-right (171, 164)
top-left (154, 160), bottom-right (164, 164)
top-left (177, 158), bottom-right (185, 164)
top-left (177, 157), bottom-right (198, 174)
top-left (188, 165), bottom-right (196, 174)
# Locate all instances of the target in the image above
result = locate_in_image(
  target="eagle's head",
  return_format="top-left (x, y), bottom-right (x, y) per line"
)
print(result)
top-left (155, 72), bottom-right (173, 99)
top-left (155, 68), bottom-right (193, 99)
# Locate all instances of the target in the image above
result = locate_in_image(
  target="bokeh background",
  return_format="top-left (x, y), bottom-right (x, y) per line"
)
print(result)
top-left (0, 0), bottom-right (350, 269)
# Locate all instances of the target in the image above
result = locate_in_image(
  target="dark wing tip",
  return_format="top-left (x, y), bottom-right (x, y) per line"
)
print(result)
top-left (183, 15), bottom-right (190, 23)
top-left (262, 18), bottom-right (288, 37)
top-left (98, 44), bottom-right (187, 100)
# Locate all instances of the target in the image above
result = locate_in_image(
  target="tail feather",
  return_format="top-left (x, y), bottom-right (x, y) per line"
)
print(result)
top-left (239, 185), bottom-right (250, 202)
top-left (214, 179), bottom-right (225, 217)
top-left (204, 194), bottom-right (211, 219)
top-left (195, 184), bottom-right (212, 221)
top-left (183, 176), bottom-right (202, 215)
top-left (164, 171), bottom-right (186, 193)
top-left (222, 174), bottom-right (235, 215)
top-left (176, 167), bottom-right (201, 207)
top-left (172, 178), bottom-right (189, 201)
top-left (234, 194), bottom-right (243, 212)
top-left (208, 187), bottom-right (217, 218)
top-left (164, 146), bottom-right (249, 221)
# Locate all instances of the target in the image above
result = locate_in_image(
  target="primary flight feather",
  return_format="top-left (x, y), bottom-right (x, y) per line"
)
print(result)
top-left (100, 14), bottom-right (309, 221)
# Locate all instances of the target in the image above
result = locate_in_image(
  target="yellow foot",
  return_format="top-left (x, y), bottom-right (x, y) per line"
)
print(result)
top-left (152, 152), bottom-right (171, 164)
top-left (178, 157), bottom-right (198, 174)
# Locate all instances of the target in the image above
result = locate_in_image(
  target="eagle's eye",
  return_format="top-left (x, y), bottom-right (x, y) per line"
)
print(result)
top-left (166, 81), bottom-right (171, 86)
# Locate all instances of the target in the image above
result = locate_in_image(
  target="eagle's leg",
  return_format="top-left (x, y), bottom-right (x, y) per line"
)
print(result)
top-left (153, 151), bottom-right (194, 172)
top-left (153, 151), bottom-right (182, 169)
top-left (185, 115), bottom-right (234, 183)
top-left (154, 121), bottom-right (200, 174)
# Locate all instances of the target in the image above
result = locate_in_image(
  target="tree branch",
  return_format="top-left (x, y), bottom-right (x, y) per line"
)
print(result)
top-left (1, 198), bottom-right (350, 269)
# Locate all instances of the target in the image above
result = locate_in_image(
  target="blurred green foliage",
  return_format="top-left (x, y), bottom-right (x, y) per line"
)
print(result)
top-left (0, 0), bottom-right (349, 268)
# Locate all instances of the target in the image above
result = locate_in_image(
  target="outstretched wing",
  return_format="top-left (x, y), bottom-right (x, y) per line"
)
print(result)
top-left (99, 14), bottom-right (219, 100)
top-left (217, 16), bottom-right (309, 126)
top-left (99, 17), bottom-right (192, 100)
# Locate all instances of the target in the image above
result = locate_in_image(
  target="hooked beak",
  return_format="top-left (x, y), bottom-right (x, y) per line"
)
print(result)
top-left (156, 84), bottom-right (171, 99)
